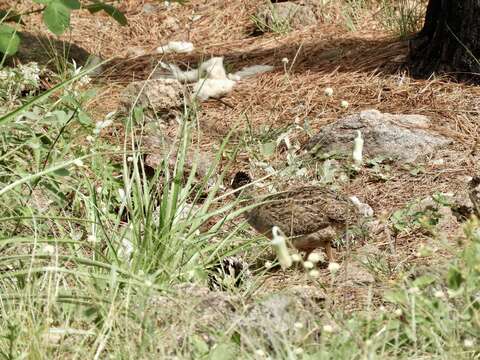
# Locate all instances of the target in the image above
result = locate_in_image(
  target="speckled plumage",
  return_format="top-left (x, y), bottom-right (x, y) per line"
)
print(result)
top-left (232, 172), bottom-right (360, 261)
top-left (469, 176), bottom-right (480, 216)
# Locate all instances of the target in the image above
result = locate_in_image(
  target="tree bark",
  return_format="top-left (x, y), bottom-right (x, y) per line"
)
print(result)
top-left (408, 0), bottom-right (480, 83)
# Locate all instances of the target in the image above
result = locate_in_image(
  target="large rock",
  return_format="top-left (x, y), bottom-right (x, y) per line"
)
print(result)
top-left (306, 109), bottom-right (452, 162)
top-left (255, 2), bottom-right (317, 32)
top-left (120, 78), bottom-right (185, 121)
top-left (141, 132), bottom-right (214, 181)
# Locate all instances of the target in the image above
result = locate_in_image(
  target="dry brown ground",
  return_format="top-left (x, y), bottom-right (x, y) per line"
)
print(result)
top-left (6, 0), bottom-right (480, 307)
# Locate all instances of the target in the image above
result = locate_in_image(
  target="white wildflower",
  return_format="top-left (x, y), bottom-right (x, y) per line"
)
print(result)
top-left (324, 87), bottom-right (334, 97)
top-left (294, 322), bottom-right (304, 330)
top-left (340, 100), bottom-right (349, 108)
top-left (255, 349), bottom-right (266, 357)
top-left (86, 135), bottom-right (94, 143)
top-left (464, 338), bottom-right (475, 348)
top-left (309, 269), bottom-right (320, 278)
top-left (352, 130), bottom-right (363, 166)
top-left (322, 324), bottom-right (334, 333)
top-left (291, 253), bottom-right (302, 262)
top-left (307, 252), bottom-right (323, 264)
top-left (394, 308), bottom-right (403, 317)
top-left (433, 290), bottom-right (445, 299)
top-left (264, 261), bottom-right (273, 269)
top-left (303, 261), bottom-right (314, 269)
top-left (127, 156), bottom-right (134, 162)
top-left (294, 348), bottom-right (303, 355)
top-left (281, 57), bottom-right (289, 65)
top-left (271, 226), bottom-right (292, 270)
top-left (328, 262), bottom-right (340, 274)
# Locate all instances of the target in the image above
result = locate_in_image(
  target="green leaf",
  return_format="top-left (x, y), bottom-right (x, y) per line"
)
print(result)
top-left (60, 0), bottom-right (81, 10)
top-left (78, 110), bottom-right (92, 126)
top-left (43, 2), bottom-right (71, 35)
top-left (0, 24), bottom-right (20, 55)
top-left (210, 343), bottom-right (238, 360)
top-left (86, 2), bottom-right (127, 26)
top-left (42, 180), bottom-right (68, 203)
top-left (412, 274), bottom-right (436, 289)
top-left (53, 168), bottom-right (70, 176)
top-left (384, 290), bottom-right (406, 304)
top-left (32, 0), bottom-right (53, 4)
top-left (260, 141), bottom-right (276, 157)
top-left (447, 267), bottom-right (464, 290)
top-left (191, 335), bottom-right (209, 355)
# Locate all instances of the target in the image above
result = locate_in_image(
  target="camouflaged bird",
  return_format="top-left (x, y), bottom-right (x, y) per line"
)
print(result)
top-left (231, 171), bottom-right (361, 262)
top-left (468, 175), bottom-right (480, 217)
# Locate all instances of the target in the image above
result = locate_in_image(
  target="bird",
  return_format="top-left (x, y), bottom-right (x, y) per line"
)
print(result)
top-left (468, 175), bottom-right (480, 217)
top-left (231, 171), bottom-right (361, 262)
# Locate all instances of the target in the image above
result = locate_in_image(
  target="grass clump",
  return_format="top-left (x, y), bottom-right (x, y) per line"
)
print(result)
top-left (251, 4), bottom-right (293, 35)
top-left (379, 0), bottom-right (425, 39)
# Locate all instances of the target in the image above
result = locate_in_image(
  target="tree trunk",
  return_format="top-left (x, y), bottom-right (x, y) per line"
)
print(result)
top-left (408, 0), bottom-right (480, 83)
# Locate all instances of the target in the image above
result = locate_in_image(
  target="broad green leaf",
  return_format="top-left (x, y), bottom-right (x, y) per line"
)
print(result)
top-left (191, 335), bottom-right (209, 355)
top-left (210, 343), bottom-right (238, 360)
top-left (447, 267), bottom-right (464, 290)
top-left (43, 2), bottom-right (71, 35)
top-left (53, 168), bottom-right (70, 176)
top-left (60, 0), bottom-right (81, 10)
top-left (384, 290), bottom-right (406, 304)
top-left (51, 110), bottom-right (69, 123)
top-left (32, 0), bottom-right (53, 4)
top-left (260, 141), bottom-right (276, 157)
top-left (78, 110), bottom-right (92, 126)
top-left (0, 24), bottom-right (20, 55)
top-left (412, 274), bottom-right (436, 289)
top-left (86, 2), bottom-right (127, 26)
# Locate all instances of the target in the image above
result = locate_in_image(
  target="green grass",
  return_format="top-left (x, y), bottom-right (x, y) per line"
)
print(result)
top-left (0, 57), bottom-right (479, 359)
top-left (378, 0), bottom-right (425, 39)
top-left (251, 3), bottom-right (292, 35)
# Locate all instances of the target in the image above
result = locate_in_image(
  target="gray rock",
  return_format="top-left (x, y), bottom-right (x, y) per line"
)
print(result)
top-left (344, 261), bottom-right (375, 285)
top-left (142, 132), bottom-right (214, 181)
top-left (120, 78), bottom-right (185, 120)
top-left (306, 109), bottom-right (452, 162)
top-left (255, 2), bottom-right (317, 32)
